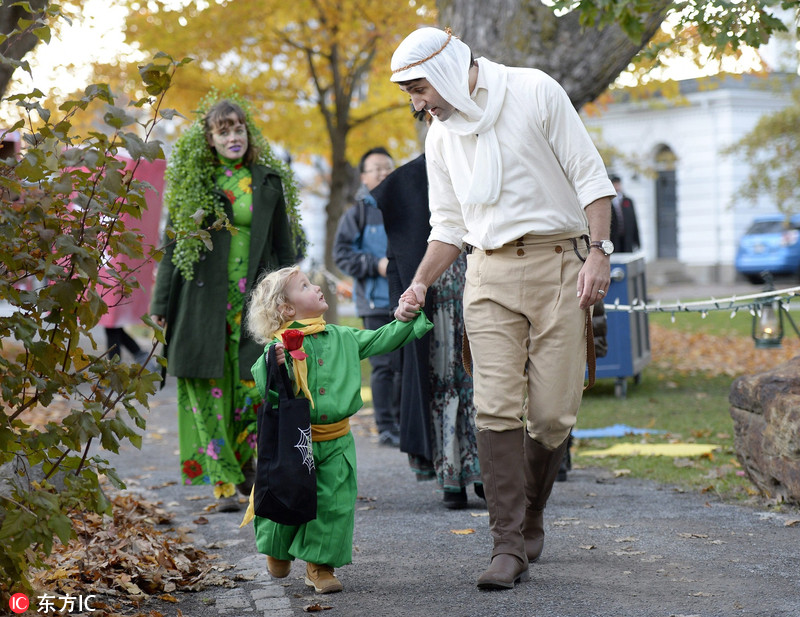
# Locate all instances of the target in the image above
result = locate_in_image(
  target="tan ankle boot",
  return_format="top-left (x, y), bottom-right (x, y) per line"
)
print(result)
top-left (267, 556), bottom-right (291, 578)
top-left (521, 434), bottom-right (569, 561)
top-left (305, 562), bottom-right (343, 594)
top-left (475, 428), bottom-right (529, 590)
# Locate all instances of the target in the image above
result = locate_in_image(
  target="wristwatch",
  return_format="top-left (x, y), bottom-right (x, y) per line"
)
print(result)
top-left (589, 239), bottom-right (614, 256)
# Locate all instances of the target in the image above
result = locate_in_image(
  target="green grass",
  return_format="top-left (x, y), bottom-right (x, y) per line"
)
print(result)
top-left (340, 311), bottom-right (770, 505)
top-left (648, 299), bottom-right (800, 338)
top-left (575, 371), bottom-right (759, 503)
top-left (649, 307), bottom-right (754, 337)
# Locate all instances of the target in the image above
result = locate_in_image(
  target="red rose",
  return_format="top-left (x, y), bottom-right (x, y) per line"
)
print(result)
top-left (281, 329), bottom-right (308, 360)
top-left (183, 459), bottom-right (203, 479)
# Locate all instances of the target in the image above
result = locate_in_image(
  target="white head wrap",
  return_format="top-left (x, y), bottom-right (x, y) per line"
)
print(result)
top-left (391, 27), bottom-right (507, 207)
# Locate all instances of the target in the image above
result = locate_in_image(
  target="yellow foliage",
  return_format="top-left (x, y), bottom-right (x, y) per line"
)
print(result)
top-left (94, 0), bottom-right (437, 165)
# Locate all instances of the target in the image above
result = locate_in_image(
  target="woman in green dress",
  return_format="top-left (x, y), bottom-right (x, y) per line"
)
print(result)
top-left (151, 97), bottom-right (302, 512)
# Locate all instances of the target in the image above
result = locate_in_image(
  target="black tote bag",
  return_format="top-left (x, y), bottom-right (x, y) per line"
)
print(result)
top-left (253, 345), bottom-right (317, 525)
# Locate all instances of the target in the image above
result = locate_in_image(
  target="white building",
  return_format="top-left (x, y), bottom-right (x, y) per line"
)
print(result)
top-left (582, 72), bottom-right (799, 284)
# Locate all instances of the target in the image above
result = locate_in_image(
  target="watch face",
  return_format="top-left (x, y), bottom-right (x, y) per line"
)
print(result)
top-left (601, 240), bottom-right (614, 255)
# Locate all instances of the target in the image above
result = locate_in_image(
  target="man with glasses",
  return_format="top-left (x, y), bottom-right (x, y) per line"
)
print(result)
top-left (334, 147), bottom-right (402, 447)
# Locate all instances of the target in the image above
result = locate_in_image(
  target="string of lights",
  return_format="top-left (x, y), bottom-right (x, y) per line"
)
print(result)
top-left (602, 284), bottom-right (800, 348)
top-left (603, 285), bottom-right (800, 317)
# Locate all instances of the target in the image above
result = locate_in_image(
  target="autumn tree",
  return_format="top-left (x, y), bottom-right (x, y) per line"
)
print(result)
top-left (722, 86), bottom-right (800, 215)
top-left (99, 0), bottom-right (436, 284)
top-left (437, 0), bottom-right (795, 108)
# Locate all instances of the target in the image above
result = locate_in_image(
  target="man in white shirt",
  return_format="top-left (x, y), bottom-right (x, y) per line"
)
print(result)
top-left (390, 27), bottom-right (615, 590)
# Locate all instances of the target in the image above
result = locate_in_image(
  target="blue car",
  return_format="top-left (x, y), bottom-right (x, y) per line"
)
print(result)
top-left (735, 214), bottom-right (800, 283)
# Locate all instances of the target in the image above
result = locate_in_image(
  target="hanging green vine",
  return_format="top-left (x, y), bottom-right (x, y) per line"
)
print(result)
top-left (164, 88), bottom-right (306, 280)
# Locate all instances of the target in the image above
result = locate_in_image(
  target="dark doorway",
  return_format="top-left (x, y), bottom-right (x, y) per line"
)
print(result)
top-left (654, 146), bottom-right (677, 259)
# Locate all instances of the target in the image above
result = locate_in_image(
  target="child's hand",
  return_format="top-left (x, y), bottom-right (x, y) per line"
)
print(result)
top-left (395, 284), bottom-right (425, 322)
top-left (274, 343), bottom-right (286, 365)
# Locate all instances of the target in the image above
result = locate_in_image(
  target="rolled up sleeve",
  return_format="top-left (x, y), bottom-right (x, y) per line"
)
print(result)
top-left (425, 139), bottom-right (467, 249)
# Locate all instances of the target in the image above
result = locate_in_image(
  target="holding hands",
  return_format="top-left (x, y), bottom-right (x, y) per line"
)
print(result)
top-left (395, 282), bottom-right (427, 322)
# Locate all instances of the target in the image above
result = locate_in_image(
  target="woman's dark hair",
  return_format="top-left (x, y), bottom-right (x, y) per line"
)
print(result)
top-left (203, 99), bottom-right (259, 166)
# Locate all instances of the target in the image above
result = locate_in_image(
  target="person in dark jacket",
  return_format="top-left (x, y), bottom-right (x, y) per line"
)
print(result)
top-left (374, 153), bottom-right (482, 509)
top-left (150, 98), bottom-right (298, 512)
top-left (610, 175), bottom-right (641, 253)
top-left (333, 147), bottom-right (402, 447)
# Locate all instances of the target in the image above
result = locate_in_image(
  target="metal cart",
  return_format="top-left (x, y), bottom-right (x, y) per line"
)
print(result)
top-left (591, 252), bottom-right (651, 398)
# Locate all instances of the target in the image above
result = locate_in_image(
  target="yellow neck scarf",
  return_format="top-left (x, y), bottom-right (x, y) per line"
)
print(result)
top-left (272, 317), bottom-right (326, 408)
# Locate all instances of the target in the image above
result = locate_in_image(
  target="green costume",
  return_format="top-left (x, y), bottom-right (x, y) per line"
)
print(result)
top-left (252, 312), bottom-right (433, 567)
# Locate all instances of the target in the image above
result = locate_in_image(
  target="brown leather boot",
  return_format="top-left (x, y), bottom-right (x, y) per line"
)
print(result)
top-left (475, 428), bottom-right (530, 590)
top-left (521, 433), bottom-right (570, 562)
top-left (267, 556), bottom-right (291, 578)
top-left (305, 562), bottom-right (343, 594)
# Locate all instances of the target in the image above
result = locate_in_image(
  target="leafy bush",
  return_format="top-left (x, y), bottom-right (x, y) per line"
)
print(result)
top-left (0, 34), bottom-right (190, 595)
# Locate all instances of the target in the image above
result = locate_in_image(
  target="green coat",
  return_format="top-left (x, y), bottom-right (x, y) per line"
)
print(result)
top-left (150, 164), bottom-right (296, 380)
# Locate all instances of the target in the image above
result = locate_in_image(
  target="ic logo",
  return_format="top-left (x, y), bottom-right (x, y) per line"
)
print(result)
top-left (9, 593), bottom-right (29, 614)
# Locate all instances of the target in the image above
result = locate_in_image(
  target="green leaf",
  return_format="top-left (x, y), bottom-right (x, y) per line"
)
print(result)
top-left (138, 62), bottom-right (172, 96)
top-left (33, 26), bottom-right (50, 43)
top-left (103, 105), bottom-right (136, 129)
top-left (119, 132), bottom-right (163, 162)
top-left (48, 513), bottom-right (73, 545)
top-left (159, 108), bottom-right (183, 120)
top-left (84, 83), bottom-right (114, 105)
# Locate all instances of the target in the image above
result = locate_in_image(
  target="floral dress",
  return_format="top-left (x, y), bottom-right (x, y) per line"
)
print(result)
top-left (408, 253), bottom-right (481, 492)
top-left (177, 157), bottom-right (260, 497)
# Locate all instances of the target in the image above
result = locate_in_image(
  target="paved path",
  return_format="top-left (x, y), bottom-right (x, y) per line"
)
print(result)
top-left (110, 375), bottom-right (800, 617)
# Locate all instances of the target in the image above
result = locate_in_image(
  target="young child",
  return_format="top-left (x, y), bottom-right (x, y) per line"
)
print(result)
top-left (242, 265), bottom-right (432, 594)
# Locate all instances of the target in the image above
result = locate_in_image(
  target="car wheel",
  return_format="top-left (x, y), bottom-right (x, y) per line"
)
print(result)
top-left (746, 274), bottom-right (763, 285)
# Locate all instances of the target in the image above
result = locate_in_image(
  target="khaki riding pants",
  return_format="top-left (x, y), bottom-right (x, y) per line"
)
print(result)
top-left (463, 232), bottom-right (588, 450)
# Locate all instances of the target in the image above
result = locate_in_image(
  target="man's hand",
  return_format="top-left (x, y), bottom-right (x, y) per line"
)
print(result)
top-left (395, 282), bottom-right (427, 321)
top-left (576, 250), bottom-right (611, 310)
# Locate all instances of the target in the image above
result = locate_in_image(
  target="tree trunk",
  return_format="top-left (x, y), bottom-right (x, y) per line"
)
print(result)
top-left (0, 0), bottom-right (49, 98)
top-left (436, 0), bottom-right (670, 109)
top-left (322, 124), bottom-right (359, 324)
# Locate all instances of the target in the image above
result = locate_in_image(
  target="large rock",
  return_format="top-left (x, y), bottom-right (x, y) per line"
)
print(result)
top-left (729, 356), bottom-right (800, 504)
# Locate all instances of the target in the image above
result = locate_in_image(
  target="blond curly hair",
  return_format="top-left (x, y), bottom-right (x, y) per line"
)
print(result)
top-left (247, 266), bottom-right (301, 346)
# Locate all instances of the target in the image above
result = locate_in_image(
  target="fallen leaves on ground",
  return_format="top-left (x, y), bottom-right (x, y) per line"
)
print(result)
top-left (649, 324), bottom-right (800, 377)
top-left (30, 492), bottom-right (235, 616)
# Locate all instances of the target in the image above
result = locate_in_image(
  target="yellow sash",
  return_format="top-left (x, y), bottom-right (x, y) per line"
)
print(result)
top-left (312, 418), bottom-right (351, 442)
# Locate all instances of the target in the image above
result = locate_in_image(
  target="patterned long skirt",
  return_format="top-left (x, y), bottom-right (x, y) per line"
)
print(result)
top-left (176, 248), bottom-right (259, 495)
top-left (409, 253), bottom-right (481, 492)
